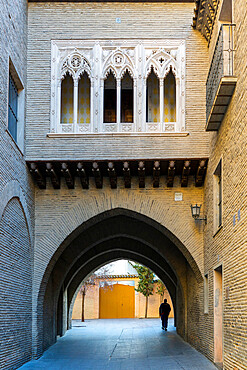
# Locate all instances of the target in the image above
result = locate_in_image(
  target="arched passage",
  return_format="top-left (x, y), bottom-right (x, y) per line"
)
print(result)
top-left (67, 252), bottom-right (177, 326)
top-left (36, 208), bottom-right (204, 357)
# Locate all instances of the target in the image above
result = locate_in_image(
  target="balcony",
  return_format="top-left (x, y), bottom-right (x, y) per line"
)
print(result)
top-left (206, 24), bottom-right (237, 131)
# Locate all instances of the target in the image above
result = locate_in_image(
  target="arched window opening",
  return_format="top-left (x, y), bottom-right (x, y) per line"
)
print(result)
top-left (61, 74), bottom-right (73, 124)
top-left (104, 72), bottom-right (116, 123)
top-left (164, 70), bottom-right (176, 122)
top-left (78, 72), bottom-right (90, 124)
top-left (146, 69), bottom-right (160, 123)
top-left (121, 70), bottom-right (133, 123)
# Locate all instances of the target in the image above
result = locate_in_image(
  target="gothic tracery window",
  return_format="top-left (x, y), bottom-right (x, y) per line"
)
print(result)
top-left (104, 72), bottom-right (117, 123)
top-left (61, 74), bottom-right (73, 124)
top-left (121, 70), bottom-right (133, 123)
top-left (51, 41), bottom-right (185, 134)
top-left (164, 70), bottom-right (176, 123)
top-left (146, 69), bottom-right (160, 123)
top-left (78, 72), bottom-right (90, 124)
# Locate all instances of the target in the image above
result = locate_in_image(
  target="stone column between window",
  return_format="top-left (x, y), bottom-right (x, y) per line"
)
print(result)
top-left (90, 79), bottom-right (94, 133)
top-left (100, 78), bottom-right (104, 133)
top-left (133, 78), bottom-right (137, 132)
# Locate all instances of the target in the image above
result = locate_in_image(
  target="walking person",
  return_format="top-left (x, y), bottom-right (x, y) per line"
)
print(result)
top-left (159, 298), bottom-right (171, 331)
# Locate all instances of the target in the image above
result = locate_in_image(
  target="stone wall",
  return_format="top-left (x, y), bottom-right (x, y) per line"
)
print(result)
top-left (203, 0), bottom-right (247, 368)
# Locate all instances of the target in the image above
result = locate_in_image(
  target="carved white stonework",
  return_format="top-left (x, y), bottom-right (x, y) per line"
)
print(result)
top-left (147, 123), bottom-right (160, 132)
top-left (50, 39), bottom-right (186, 135)
top-left (77, 124), bottom-right (90, 133)
top-left (165, 123), bottom-right (175, 132)
top-left (61, 124), bottom-right (73, 133)
top-left (121, 124), bottom-right (133, 132)
top-left (104, 124), bottom-right (117, 132)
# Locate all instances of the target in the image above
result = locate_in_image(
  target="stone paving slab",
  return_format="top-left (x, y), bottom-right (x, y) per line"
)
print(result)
top-left (19, 319), bottom-right (217, 369)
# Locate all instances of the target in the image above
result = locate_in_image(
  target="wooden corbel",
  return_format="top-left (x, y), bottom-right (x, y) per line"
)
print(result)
top-left (167, 160), bottom-right (175, 187)
top-left (181, 160), bottom-right (190, 187)
top-left (77, 162), bottom-right (89, 189)
top-left (153, 161), bottom-right (160, 188)
top-left (92, 162), bottom-right (102, 189)
top-left (123, 161), bottom-right (131, 188)
top-left (138, 161), bottom-right (145, 188)
top-left (61, 162), bottom-right (74, 189)
top-left (29, 163), bottom-right (46, 189)
top-left (108, 162), bottom-right (117, 189)
top-left (46, 162), bottom-right (60, 189)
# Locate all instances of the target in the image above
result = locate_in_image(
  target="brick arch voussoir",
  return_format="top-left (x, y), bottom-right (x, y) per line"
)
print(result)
top-left (37, 204), bottom-right (203, 309)
top-left (0, 180), bottom-right (33, 246)
top-left (37, 207), bottom-right (202, 323)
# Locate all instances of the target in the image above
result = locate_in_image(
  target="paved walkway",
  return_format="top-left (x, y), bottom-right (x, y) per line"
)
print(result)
top-left (20, 319), bottom-right (216, 369)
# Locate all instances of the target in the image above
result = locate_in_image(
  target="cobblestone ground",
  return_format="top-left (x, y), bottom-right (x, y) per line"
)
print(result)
top-left (19, 319), bottom-right (216, 369)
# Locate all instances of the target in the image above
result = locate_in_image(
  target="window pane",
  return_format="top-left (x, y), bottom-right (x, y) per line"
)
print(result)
top-left (78, 73), bottom-right (90, 124)
top-left (61, 75), bottom-right (73, 124)
top-left (121, 71), bottom-right (133, 123)
top-left (8, 106), bottom-right (17, 141)
top-left (104, 72), bottom-right (116, 123)
top-left (8, 75), bottom-right (18, 142)
top-left (164, 71), bottom-right (176, 122)
top-left (146, 70), bottom-right (160, 122)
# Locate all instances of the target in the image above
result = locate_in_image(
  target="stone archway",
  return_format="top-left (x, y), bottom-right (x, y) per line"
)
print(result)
top-left (35, 208), bottom-right (204, 358)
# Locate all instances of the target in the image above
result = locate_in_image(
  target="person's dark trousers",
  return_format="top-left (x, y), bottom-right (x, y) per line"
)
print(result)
top-left (161, 314), bottom-right (168, 329)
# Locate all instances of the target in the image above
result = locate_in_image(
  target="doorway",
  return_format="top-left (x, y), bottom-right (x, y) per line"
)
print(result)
top-left (214, 265), bottom-right (223, 367)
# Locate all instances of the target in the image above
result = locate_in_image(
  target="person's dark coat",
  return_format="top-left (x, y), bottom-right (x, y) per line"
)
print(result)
top-left (159, 302), bottom-right (171, 317)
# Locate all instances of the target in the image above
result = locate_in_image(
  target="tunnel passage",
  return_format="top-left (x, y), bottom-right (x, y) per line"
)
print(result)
top-left (37, 208), bottom-right (203, 357)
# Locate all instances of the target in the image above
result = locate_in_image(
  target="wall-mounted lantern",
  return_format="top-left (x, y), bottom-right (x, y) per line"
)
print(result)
top-left (191, 204), bottom-right (207, 223)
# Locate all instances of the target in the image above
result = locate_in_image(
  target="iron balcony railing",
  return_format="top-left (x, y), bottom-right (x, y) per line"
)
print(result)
top-left (206, 24), bottom-right (235, 122)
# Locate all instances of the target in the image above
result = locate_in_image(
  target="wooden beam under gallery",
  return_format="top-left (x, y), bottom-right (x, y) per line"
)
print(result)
top-left (196, 160), bottom-right (207, 187)
top-left (26, 158), bottom-right (209, 189)
top-left (108, 162), bottom-right (117, 189)
top-left (181, 160), bottom-right (190, 187)
top-left (138, 161), bottom-right (145, 188)
top-left (92, 162), bottom-right (103, 189)
top-left (29, 163), bottom-right (46, 189)
top-left (77, 162), bottom-right (89, 189)
top-left (153, 161), bottom-right (160, 188)
top-left (61, 162), bottom-right (74, 189)
top-left (46, 162), bottom-right (60, 189)
top-left (167, 160), bottom-right (175, 187)
top-left (123, 161), bottom-right (131, 188)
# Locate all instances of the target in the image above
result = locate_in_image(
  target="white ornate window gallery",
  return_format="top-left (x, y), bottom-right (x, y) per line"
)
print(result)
top-left (50, 40), bottom-right (186, 135)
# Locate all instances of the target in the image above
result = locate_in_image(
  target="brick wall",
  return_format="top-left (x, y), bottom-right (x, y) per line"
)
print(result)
top-left (2, 1), bottom-right (246, 368)
top-left (203, 0), bottom-right (247, 368)
top-left (26, 2), bottom-right (211, 161)
top-left (33, 179), bottom-right (205, 355)
top-left (0, 1), bottom-right (34, 368)
top-left (0, 199), bottom-right (32, 369)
